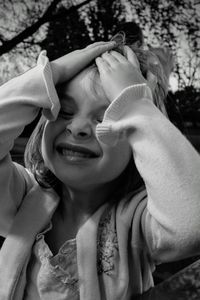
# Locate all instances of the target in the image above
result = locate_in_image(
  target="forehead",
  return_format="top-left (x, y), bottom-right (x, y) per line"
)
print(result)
top-left (58, 66), bottom-right (109, 107)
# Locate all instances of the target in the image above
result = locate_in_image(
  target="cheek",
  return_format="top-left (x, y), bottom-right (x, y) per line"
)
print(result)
top-left (41, 121), bottom-right (60, 167)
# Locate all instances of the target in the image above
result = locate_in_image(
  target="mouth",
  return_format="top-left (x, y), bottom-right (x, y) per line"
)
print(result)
top-left (56, 143), bottom-right (100, 161)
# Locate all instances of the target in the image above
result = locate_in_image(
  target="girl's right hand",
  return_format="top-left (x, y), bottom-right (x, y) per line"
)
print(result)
top-left (50, 41), bottom-right (116, 85)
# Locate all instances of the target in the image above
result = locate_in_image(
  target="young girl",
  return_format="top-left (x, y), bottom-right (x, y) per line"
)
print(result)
top-left (0, 38), bottom-right (200, 300)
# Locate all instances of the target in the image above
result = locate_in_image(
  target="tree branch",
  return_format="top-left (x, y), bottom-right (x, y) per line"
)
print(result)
top-left (0, 0), bottom-right (92, 56)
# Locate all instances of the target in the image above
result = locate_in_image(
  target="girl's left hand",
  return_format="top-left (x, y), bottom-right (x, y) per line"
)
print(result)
top-left (51, 41), bottom-right (116, 85)
top-left (95, 46), bottom-right (146, 102)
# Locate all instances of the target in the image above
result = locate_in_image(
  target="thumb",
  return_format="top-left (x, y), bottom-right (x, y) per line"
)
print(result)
top-left (123, 45), bottom-right (140, 69)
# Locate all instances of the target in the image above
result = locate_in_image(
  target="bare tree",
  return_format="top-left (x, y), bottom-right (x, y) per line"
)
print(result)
top-left (0, 0), bottom-right (199, 90)
top-left (0, 0), bottom-right (93, 82)
top-left (0, 0), bottom-right (92, 55)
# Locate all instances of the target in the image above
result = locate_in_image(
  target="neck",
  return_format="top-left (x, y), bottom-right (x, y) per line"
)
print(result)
top-left (53, 176), bottom-right (125, 240)
top-left (60, 182), bottom-right (113, 218)
top-left (56, 171), bottom-right (127, 231)
top-left (49, 183), bottom-right (117, 245)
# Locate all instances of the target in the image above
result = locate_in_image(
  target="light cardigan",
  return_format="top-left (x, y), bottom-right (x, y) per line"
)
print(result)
top-left (0, 52), bottom-right (200, 300)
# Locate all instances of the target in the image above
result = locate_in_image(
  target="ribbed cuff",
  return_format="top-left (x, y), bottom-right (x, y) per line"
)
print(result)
top-left (37, 51), bottom-right (60, 120)
top-left (96, 121), bottom-right (120, 145)
top-left (96, 84), bottom-right (152, 145)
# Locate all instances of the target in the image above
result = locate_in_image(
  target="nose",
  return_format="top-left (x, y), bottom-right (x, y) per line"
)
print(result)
top-left (66, 117), bottom-right (93, 139)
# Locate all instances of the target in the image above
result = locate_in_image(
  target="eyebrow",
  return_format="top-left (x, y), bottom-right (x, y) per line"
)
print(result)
top-left (60, 94), bottom-right (109, 112)
top-left (59, 93), bottom-right (74, 102)
top-left (91, 104), bottom-right (109, 115)
top-left (59, 95), bottom-right (76, 108)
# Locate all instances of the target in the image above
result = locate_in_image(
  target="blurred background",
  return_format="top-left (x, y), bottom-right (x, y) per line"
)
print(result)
top-left (0, 0), bottom-right (200, 289)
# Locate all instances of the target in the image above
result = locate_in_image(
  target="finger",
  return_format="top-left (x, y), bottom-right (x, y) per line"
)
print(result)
top-left (84, 41), bottom-right (116, 54)
top-left (109, 50), bottom-right (127, 63)
top-left (101, 52), bottom-right (118, 66)
top-left (60, 42), bottom-right (116, 82)
top-left (86, 41), bottom-right (115, 49)
top-left (95, 57), bottom-right (110, 73)
top-left (75, 41), bottom-right (116, 69)
top-left (123, 46), bottom-right (140, 69)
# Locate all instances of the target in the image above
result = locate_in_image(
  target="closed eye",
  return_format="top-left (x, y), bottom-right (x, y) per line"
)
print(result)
top-left (95, 111), bottom-right (105, 123)
top-left (59, 110), bottom-right (74, 120)
top-left (96, 117), bottom-right (103, 123)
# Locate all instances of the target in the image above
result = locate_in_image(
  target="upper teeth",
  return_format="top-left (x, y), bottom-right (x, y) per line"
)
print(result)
top-left (62, 149), bottom-right (92, 158)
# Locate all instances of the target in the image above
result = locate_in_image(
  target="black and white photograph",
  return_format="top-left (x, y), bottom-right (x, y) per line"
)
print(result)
top-left (0, 1), bottom-right (200, 299)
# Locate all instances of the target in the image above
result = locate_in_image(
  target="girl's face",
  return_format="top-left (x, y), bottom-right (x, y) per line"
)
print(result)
top-left (41, 67), bottom-right (132, 190)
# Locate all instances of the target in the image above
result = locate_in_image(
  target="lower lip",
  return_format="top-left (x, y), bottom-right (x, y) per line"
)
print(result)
top-left (57, 149), bottom-right (98, 163)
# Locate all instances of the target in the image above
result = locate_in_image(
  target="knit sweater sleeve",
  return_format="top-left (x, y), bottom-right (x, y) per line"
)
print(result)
top-left (0, 51), bottom-right (60, 237)
top-left (96, 84), bottom-right (200, 264)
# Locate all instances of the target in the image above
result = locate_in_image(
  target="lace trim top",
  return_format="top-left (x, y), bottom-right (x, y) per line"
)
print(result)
top-left (24, 208), bottom-right (119, 299)
top-left (24, 222), bottom-right (79, 299)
